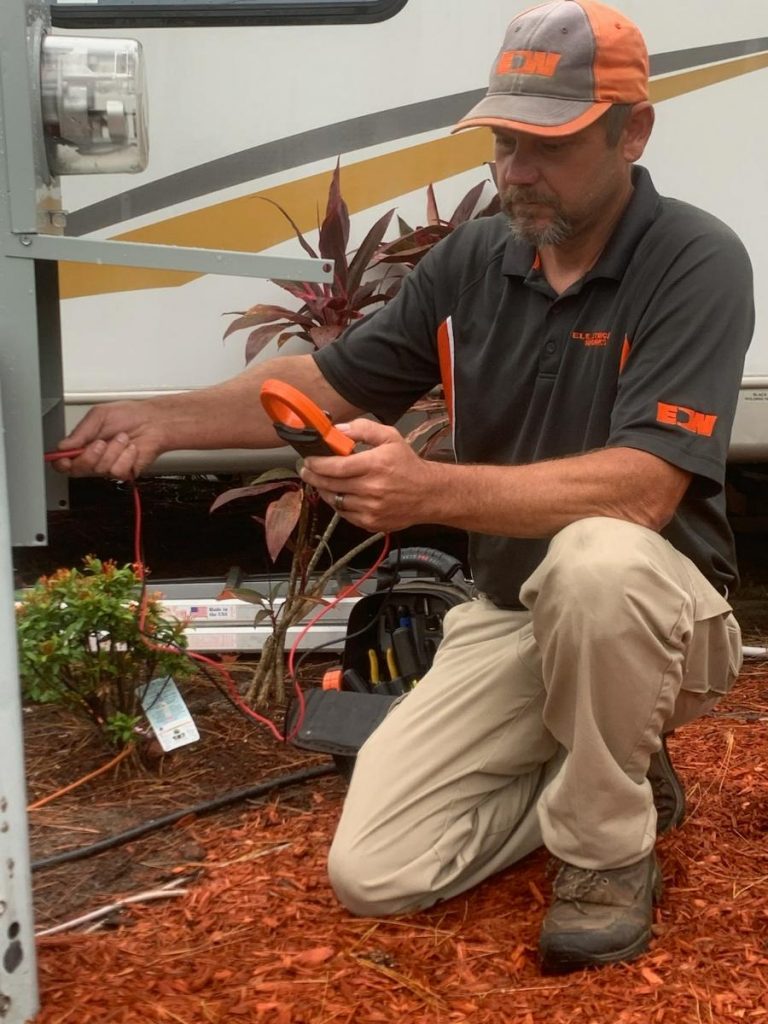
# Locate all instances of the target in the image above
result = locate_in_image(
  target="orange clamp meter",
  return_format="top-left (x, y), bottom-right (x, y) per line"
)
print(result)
top-left (260, 379), bottom-right (355, 458)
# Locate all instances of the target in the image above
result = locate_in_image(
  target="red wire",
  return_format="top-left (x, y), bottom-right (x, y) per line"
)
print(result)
top-left (130, 478), bottom-right (289, 744)
top-left (46, 447), bottom-right (390, 743)
top-left (44, 448), bottom-right (86, 462)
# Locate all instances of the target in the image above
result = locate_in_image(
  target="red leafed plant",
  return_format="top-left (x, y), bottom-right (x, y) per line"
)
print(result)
top-left (372, 168), bottom-right (500, 293)
top-left (214, 164), bottom-right (499, 705)
top-left (210, 468), bottom-right (383, 705)
top-left (223, 160), bottom-right (397, 364)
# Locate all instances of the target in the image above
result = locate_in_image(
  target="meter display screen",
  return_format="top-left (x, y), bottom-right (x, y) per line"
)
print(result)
top-left (41, 35), bottom-right (149, 175)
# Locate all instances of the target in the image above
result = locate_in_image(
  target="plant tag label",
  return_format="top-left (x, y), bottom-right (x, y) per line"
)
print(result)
top-left (139, 676), bottom-right (200, 752)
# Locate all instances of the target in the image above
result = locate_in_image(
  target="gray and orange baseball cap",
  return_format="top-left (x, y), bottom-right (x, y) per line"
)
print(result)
top-left (453, 0), bottom-right (649, 138)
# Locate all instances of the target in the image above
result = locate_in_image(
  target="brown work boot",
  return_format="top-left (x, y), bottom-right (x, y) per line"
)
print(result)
top-left (539, 852), bottom-right (662, 974)
top-left (648, 733), bottom-right (686, 834)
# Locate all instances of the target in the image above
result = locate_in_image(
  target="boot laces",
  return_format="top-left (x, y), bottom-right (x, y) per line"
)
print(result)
top-left (555, 866), bottom-right (611, 903)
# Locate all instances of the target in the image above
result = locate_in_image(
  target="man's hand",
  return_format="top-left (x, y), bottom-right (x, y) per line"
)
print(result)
top-left (300, 419), bottom-right (436, 533)
top-left (52, 353), bottom-right (364, 481)
top-left (52, 400), bottom-right (168, 480)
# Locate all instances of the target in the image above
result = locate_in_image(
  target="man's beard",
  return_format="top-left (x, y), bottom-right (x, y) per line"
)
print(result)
top-left (501, 187), bottom-right (574, 246)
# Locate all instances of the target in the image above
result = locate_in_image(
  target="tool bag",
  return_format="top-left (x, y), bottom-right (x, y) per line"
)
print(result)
top-left (287, 547), bottom-right (471, 777)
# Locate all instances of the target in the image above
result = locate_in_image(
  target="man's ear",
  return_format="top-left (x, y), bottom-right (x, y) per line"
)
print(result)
top-left (622, 102), bottom-right (655, 162)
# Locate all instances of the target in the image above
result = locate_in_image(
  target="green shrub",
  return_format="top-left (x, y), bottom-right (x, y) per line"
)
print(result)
top-left (16, 556), bottom-right (193, 747)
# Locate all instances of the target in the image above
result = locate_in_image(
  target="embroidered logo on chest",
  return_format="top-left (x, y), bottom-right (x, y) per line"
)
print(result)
top-left (571, 331), bottom-right (610, 348)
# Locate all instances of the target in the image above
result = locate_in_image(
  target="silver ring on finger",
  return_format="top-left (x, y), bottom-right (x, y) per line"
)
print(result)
top-left (334, 493), bottom-right (345, 512)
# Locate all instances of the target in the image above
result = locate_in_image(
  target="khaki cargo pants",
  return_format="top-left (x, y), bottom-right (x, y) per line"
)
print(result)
top-left (328, 517), bottom-right (742, 916)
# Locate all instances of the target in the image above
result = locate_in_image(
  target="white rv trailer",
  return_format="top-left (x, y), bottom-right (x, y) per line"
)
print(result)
top-left (50, 0), bottom-right (768, 470)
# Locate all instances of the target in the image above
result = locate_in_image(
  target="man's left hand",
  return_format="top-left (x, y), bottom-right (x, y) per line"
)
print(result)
top-left (300, 419), bottom-right (434, 532)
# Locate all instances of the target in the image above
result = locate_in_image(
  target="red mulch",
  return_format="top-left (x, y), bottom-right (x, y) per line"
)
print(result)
top-left (30, 665), bottom-right (768, 1024)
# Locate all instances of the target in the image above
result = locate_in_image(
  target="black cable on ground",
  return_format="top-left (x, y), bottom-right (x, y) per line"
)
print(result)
top-left (32, 763), bottom-right (336, 873)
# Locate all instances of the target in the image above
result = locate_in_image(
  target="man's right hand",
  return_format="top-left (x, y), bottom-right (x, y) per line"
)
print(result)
top-left (51, 353), bottom-right (363, 480)
top-left (52, 400), bottom-right (167, 480)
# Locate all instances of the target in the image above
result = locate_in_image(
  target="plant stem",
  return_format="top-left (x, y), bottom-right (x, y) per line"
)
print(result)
top-left (309, 531), bottom-right (385, 600)
top-left (245, 526), bottom-right (386, 706)
top-left (304, 510), bottom-right (340, 582)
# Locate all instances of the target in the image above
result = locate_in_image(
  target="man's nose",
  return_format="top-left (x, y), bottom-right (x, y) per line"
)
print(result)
top-left (501, 148), bottom-right (540, 187)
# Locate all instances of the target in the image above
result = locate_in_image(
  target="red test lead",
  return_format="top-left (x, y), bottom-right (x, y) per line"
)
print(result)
top-left (44, 448), bottom-right (87, 462)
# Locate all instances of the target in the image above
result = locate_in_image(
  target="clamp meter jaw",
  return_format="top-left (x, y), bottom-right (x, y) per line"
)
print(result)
top-left (260, 379), bottom-right (356, 458)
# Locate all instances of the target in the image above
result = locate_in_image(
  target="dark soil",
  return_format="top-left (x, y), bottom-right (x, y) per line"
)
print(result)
top-left (27, 669), bottom-right (345, 933)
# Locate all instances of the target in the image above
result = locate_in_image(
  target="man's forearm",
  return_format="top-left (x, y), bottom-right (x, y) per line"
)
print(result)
top-left (420, 446), bottom-right (691, 538)
top-left (147, 353), bottom-right (361, 453)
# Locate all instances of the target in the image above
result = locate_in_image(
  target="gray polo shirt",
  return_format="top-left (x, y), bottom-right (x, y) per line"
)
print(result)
top-left (314, 166), bottom-right (754, 608)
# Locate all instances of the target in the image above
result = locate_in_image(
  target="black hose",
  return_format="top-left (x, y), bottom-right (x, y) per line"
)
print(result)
top-left (32, 763), bottom-right (336, 873)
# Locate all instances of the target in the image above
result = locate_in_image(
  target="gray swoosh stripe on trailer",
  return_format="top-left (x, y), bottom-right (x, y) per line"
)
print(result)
top-left (65, 37), bottom-right (768, 238)
top-left (65, 89), bottom-right (486, 237)
top-left (650, 37), bottom-right (768, 76)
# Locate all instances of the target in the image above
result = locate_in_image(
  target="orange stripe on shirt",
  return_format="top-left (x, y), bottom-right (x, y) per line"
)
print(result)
top-left (436, 317), bottom-right (456, 430)
top-left (619, 334), bottom-right (632, 374)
